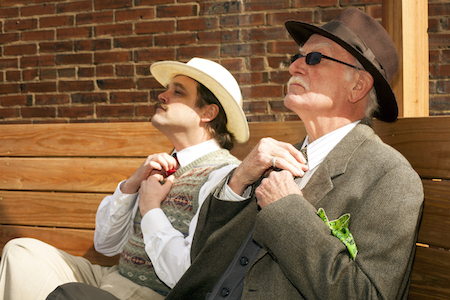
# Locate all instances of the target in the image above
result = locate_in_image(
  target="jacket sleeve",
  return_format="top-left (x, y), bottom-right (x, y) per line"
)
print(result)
top-left (252, 162), bottom-right (423, 299)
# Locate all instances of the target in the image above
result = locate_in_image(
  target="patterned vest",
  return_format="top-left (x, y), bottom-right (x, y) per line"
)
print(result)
top-left (118, 149), bottom-right (240, 295)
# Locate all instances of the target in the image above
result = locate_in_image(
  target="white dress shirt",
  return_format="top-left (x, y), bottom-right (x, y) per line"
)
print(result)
top-left (94, 139), bottom-right (238, 288)
top-left (220, 121), bottom-right (360, 200)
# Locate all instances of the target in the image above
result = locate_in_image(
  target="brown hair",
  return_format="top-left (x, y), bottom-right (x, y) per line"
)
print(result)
top-left (196, 82), bottom-right (235, 150)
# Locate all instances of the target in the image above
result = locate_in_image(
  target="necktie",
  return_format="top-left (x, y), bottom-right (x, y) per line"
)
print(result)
top-left (166, 153), bottom-right (179, 176)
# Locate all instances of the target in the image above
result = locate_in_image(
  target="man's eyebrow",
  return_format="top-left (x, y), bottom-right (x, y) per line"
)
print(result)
top-left (170, 81), bottom-right (187, 91)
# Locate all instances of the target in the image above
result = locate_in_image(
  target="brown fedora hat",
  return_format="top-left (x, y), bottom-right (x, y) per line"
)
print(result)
top-left (285, 8), bottom-right (399, 122)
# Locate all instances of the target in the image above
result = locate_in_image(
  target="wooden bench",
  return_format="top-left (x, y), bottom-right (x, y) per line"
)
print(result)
top-left (1, 116), bottom-right (449, 299)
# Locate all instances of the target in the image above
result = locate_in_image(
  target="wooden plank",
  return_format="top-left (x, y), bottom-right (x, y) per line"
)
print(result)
top-left (0, 122), bottom-right (173, 157)
top-left (0, 191), bottom-right (106, 229)
top-left (0, 225), bottom-right (119, 266)
top-left (408, 246), bottom-right (450, 300)
top-left (0, 157), bottom-right (142, 193)
top-left (231, 121), bottom-right (306, 161)
top-left (382, 0), bottom-right (429, 118)
top-left (417, 179), bottom-right (450, 250)
top-left (373, 117), bottom-right (450, 180)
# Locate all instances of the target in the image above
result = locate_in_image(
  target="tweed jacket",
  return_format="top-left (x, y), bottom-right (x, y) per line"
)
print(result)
top-left (166, 122), bottom-right (424, 300)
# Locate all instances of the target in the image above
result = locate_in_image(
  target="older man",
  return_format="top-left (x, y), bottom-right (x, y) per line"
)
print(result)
top-left (166, 8), bottom-right (423, 300)
top-left (0, 57), bottom-right (249, 300)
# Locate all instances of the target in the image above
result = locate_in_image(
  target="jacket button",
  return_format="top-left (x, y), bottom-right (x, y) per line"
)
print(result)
top-left (239, 256), bottom-right (249, 266)
top-left (220, 287), bottom-right (230, 297)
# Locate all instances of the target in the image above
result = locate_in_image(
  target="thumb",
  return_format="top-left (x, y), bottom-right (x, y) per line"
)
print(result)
top-left (162, 174), bottom-right (175, 190)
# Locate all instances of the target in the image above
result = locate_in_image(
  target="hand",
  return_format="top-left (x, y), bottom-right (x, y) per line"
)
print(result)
top-left (228, 138), bottom-right (308, 195)
top-left (121, 153), bottom-right (178, 194)
top-left (255, 170), bottom-right (302, 209)
top-left (139, 174), bottom-right (175, 216)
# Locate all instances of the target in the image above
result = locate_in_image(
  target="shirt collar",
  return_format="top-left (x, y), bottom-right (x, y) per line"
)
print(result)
top-left (172, 139), bottom-right (221, 167)
top-left (302, 120), bottom-right (360, 171)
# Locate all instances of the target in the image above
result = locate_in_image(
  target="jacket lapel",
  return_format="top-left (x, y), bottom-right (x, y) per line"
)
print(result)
top-left (301, 123), bottom-right (374, 208)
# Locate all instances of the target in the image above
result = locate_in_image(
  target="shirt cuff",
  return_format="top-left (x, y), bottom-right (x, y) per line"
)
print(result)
top-left (218, 176), bottom-right (252, 201)
top-left (111, 180), bottom-right (138, 212)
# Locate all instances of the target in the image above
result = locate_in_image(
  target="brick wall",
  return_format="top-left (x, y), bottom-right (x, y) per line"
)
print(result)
top-left (0, 0), bottom-right (449, 124)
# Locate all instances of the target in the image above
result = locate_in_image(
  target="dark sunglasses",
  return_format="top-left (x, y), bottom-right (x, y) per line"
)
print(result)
top-left (290, 52), bottom-right (361, 70)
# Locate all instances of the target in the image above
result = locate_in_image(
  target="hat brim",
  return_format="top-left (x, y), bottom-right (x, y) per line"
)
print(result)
top-left (151, 61), bottom-right (249, 143)
top-left (285, 21), bottom-right (398, 122)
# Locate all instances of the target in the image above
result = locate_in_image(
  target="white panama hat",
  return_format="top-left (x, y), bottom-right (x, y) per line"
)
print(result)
top-left (150, 57), bottom-right (249, 144)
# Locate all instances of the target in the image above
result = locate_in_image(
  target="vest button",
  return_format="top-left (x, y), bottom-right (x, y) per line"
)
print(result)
top-left (239, 256), bottom-right (249, 266)
top-left (220, 287), bottom-right (230, 297)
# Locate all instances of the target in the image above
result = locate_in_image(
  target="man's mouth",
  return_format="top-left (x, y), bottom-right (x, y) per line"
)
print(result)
top-left (155, 103), bottom-right (167, 111)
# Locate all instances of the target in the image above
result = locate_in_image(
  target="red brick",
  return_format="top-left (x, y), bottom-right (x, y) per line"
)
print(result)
top-left (96, 24), bottom-right (133, 36)
top-left (436, 64), bottom-right (450, 77)
top-left (243, 0), bottom-right (288, 11)
top-left (59, 80), bottom-right (95, 92)
top-left (57, 0), bottom-right (92, 13)
top-left (201, 2), bottom-right (240, 15)
top-left (443, 50), bottom-right (450, 63)
top-left (94, 0), bottom-right (132, 10)
top-left (268, 41), bottom-right (299, 54)
top-left (221, 58), bottom-right (243, 71)
top-left (245, 85), bottom-right (283, 98)
top-left (97, 105), bottom-right (134, 117)
top-left (22, 107), bottom-right (56, 118)
top-left (35, 94), bottom-right (70, 105)
top-left (157, 5), bottom-right (198, 18)
top-left (270, 70), bottom-right (291, 85)
top-left (198, 30), bottom-right (239, 44)
top-left (178, 17), bottom-right (219, 31)
top-left (1, 0), bottom-right (32, 6)
top-left (4, 18), bottom-right (37, 31)
top-left (115, 8), bottom-right (155, 21)
top-left (40, 68), bottom-right (56, 80)
top-left (136, 64), bottom-right (152, 76)
top-left (0, 58), bottom-right (18, 69)
top-left (116, 65), bottom-right (134, 76)
top-left (0, 108), bottom-right (20, 119)
top-left (242, 27), bottom-right (287, 41)
top-left (178, 46), bottom-right (219, 59)
top-left (21, 81), bottom-right (56, 93)
top-left (248, 57), bottom-right (265, 70)
top-left (0, 83), bottom-right (20, 94)
top-left (78, 67), bottom-right (95, 77)
top-left (0, 7), bottom-right (19, 18)
top-left (97, 78), bottom-right (135, 90)
top-left (94, 51), bottom-right (132, 64)
top-left (0, 95), bottom-right (29, 106)
top-left (270, 100), bottom-right (291, 113)
top-left (57, 27), bottom-right (92, 39)
top-left (267, 56), bottom-right (290, 68)
top-left (243, 100), bottom-right (267, 114)
top-left (56, 53), bottom-right (92, 65)
top-left (236, 72), bottom-right (268, 85)
top-left (4, 44), bottom-right (37, 56)
top-left (96, 65), bottom-right (114, 77)
top-left (428, 3), bottom-right (450, 16)
top-left (137, 78), bottom-right (161, 90)
top-left (135, 20), bottom-right (174, 34)
top-left (21, 3), bottom-right (55, 16)
top-left (114, 36), bottom-right (152, 49)
top-left (40, 15), bottom-right (74, 28)
top-left (318, 9), bottom-right (346, 23)
top-left (221, 14), bottom-right (264, 27)
top-left (365, 4), bottom-right (382, 19)
top-left (155, 33), bottom-right (196, 46)
top-left (429, 33), bottom-right (450, 48)
top-left (22, 30), bottom-right (54, 41)
top-left (221, 43), bottom-right (266, 57)
top-left (135, 48), bottom-right (175, 62)
top-left (75, 39), bottom-right (111, 51)
top-left (72, 92), bottom-right (107, 104)
top-left (76, 11), bottom-right (113, 25)
top-left (22, 69), bottom-right (39, 81)
top-left (267, 11), bottom-right (313, 26)
top-left (0, 33), bottom-right (19, 44)
top-left (20, 55), bottom-right (55, 68)
top-left (58, 68), bottom-right (76, 78)
top-left (58, 106), bottom-right (94, 118)
top-left (293, 0), bottom-right (337, 8)
top-left (6, 70), bottom-right (21, 81)
top-left (40, 41), bottom-right (73, 53)
top-left (136, 104), bottom-right (155, 116)
top-left (135, 0), bottom-right (172, 5)
top-left (111, 91), bottom-right (148, 103)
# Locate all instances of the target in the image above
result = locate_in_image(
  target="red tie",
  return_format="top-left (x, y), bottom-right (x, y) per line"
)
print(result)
top-left (166, 153), bottom-right (179, 176)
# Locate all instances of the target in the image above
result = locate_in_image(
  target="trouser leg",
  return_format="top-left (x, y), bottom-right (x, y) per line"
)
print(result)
top-left (0, 238), bottom-right (107, 300)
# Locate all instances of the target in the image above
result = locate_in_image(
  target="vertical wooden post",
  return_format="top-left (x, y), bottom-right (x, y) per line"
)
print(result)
top-left (382, 0), bottom-right (429, 117)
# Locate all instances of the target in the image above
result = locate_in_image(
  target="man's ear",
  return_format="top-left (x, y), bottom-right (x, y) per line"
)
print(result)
top-left (350, 70), bottom-right (374, 103)
top-left (200, 104), bottom-right (219, 123)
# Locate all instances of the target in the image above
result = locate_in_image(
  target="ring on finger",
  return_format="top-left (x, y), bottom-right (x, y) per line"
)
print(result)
top-left (272, 156), bottom-right (277, 168)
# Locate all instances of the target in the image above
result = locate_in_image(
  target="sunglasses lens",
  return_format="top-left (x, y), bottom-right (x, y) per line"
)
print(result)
top-left (306, 52), bottom-right (322, 65)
